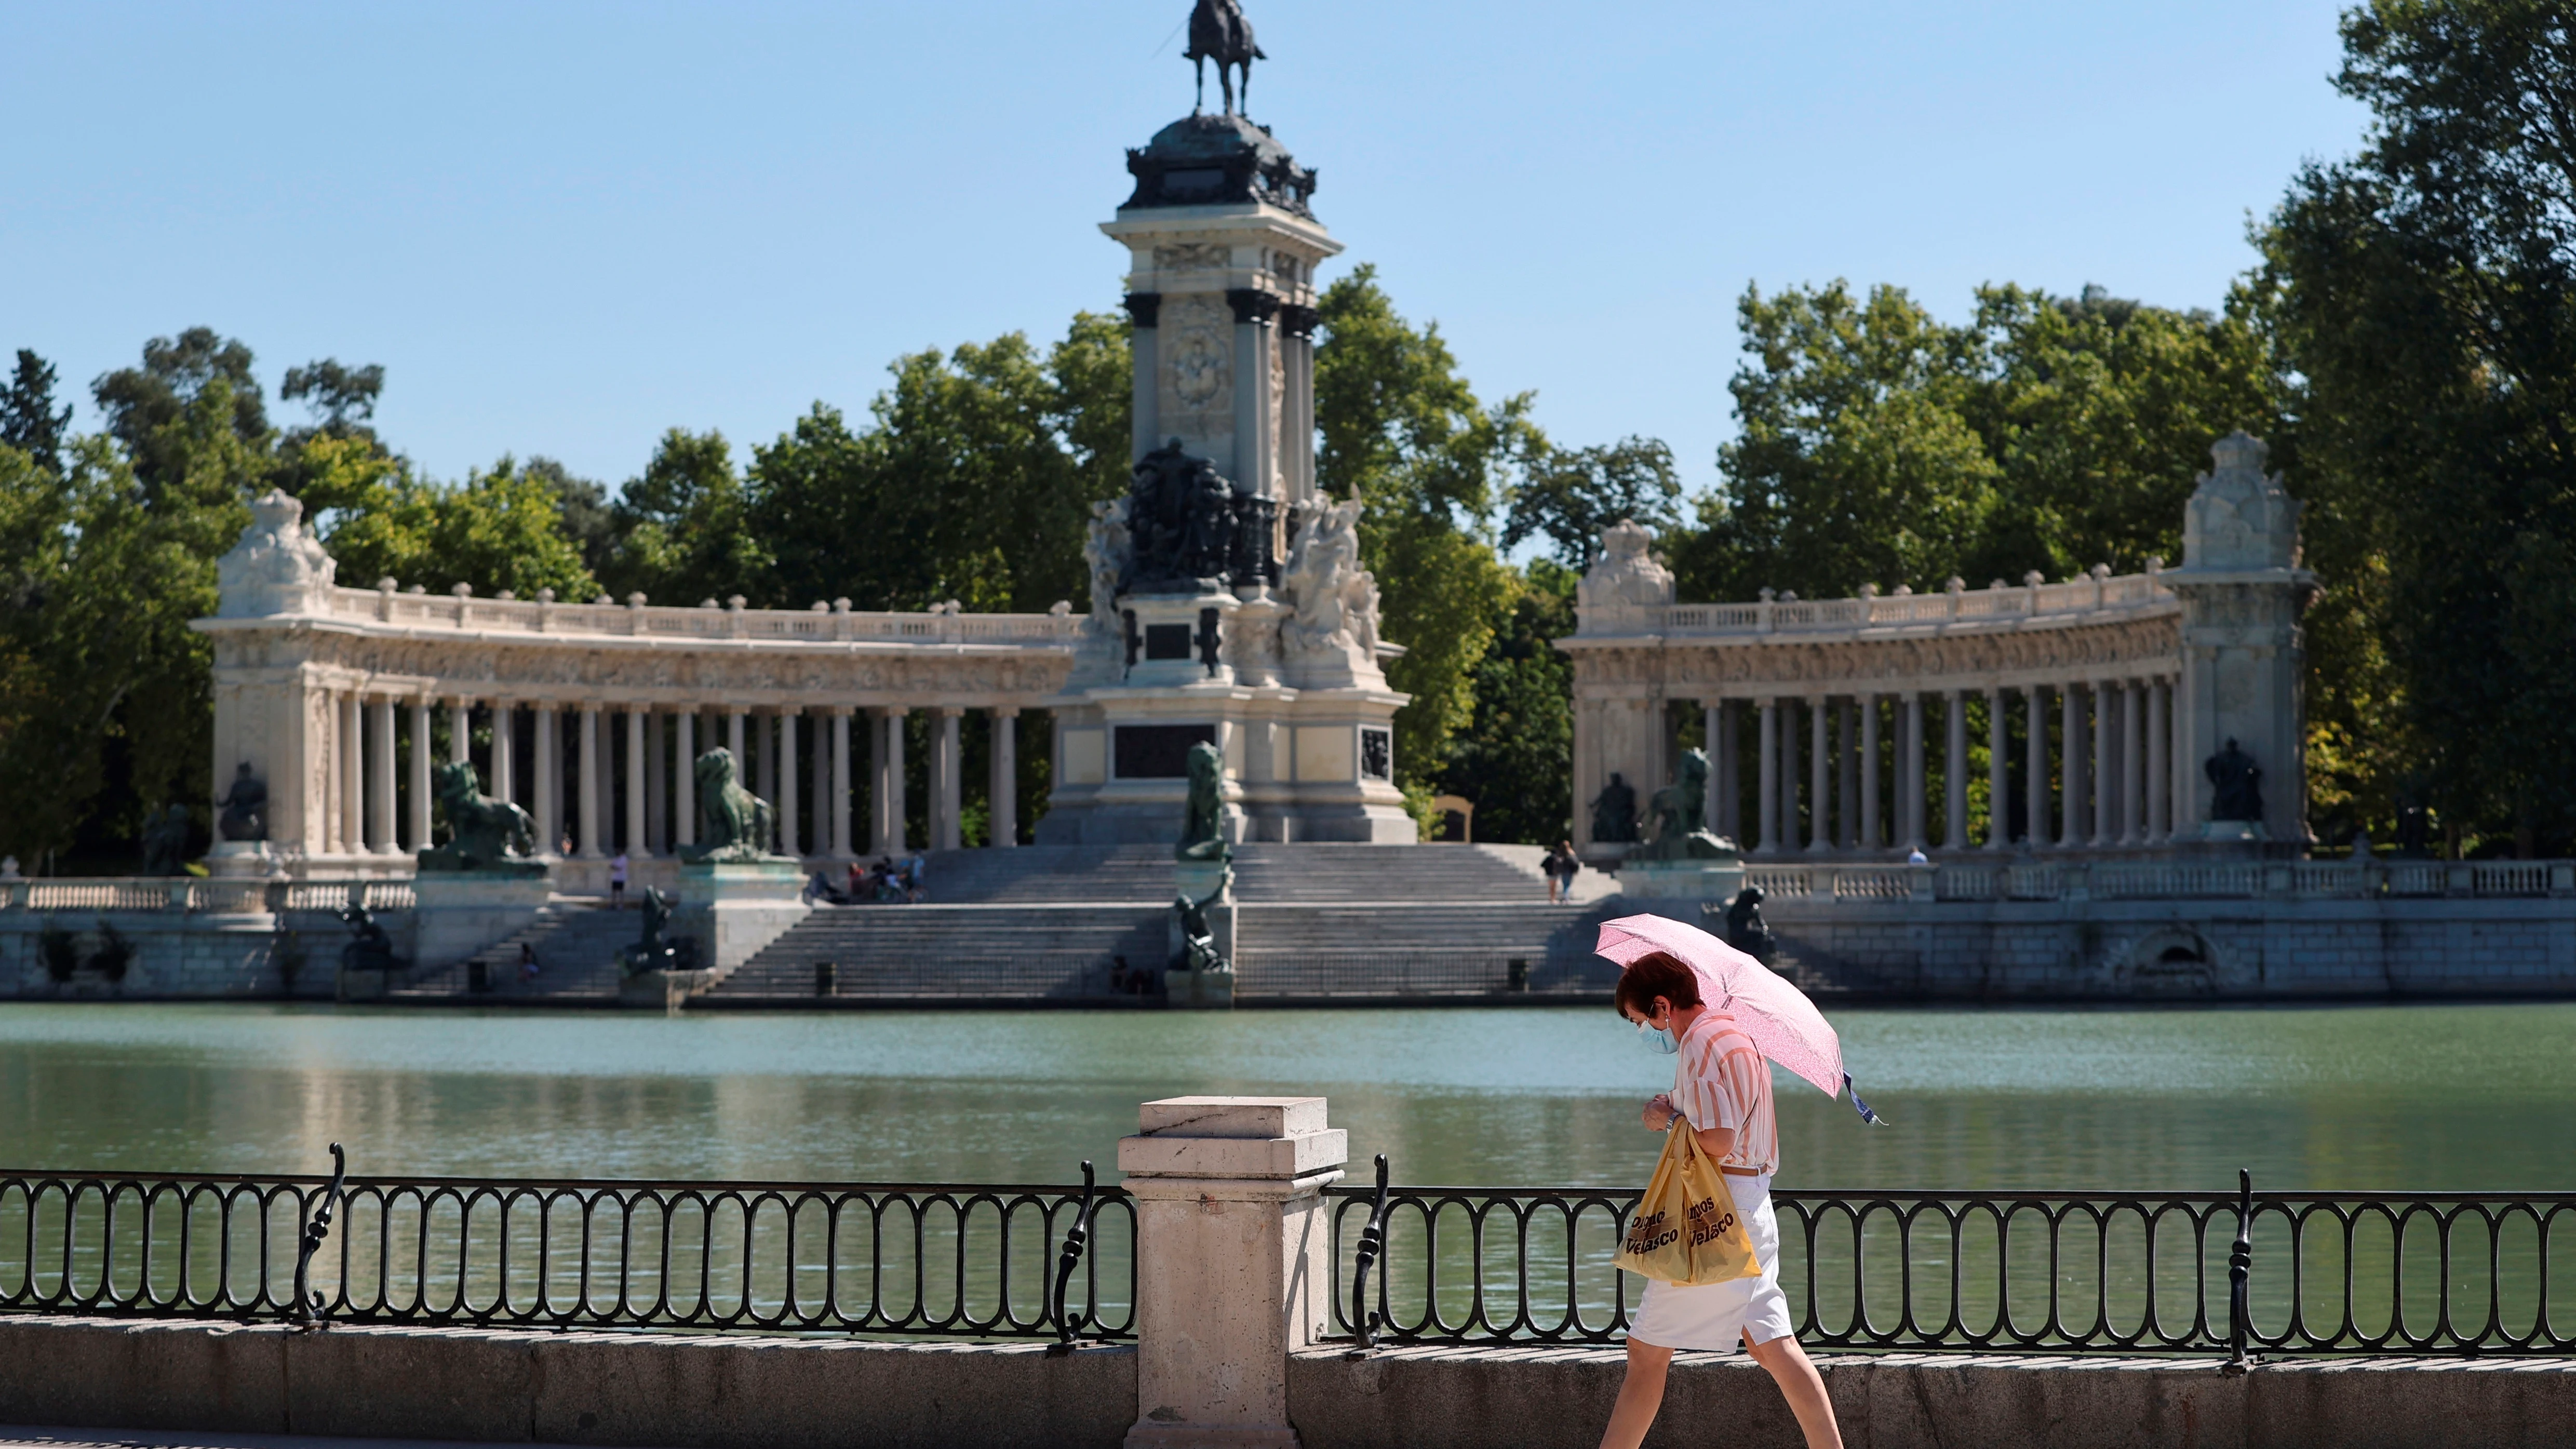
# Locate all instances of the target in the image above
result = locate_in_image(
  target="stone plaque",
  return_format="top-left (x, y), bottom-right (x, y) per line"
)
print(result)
top-left (1145, 623), bottom-right (1193, 661)
top-left (1116, 723), bottom-right (1218, 779)
top-left (1361, 728), bottom-right (1392, 781)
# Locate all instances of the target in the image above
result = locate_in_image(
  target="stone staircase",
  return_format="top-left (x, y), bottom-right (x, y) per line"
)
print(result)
top-left (1231, 900), bottom-right (1620, 999)
top-left (394, 901), bottom-right (645, 1002)
top-left (702, 904), bottom-right (1167, 1004)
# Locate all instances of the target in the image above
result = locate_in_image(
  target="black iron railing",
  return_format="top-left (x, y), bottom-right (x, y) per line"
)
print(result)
top-left (1326, 1164), bottom-right (2576, 1358)
top-left (0, 1155), bottom-right (1133, 1340)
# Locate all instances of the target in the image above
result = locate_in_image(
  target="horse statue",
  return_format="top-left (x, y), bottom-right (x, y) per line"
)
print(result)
top-left (1186, 0), bottom-right (1264, 116)
top-left (418, 761), bottom-right (542, 872)
top-left (683, 747), bottom-right (782, 863)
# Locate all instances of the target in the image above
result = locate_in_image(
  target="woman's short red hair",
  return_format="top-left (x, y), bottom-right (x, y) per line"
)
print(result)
top-left (1613, 951), bottom-right (1701, 1017)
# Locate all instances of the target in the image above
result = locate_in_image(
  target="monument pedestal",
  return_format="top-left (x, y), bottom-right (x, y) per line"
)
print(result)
top-left (1618, 857), bottom-right (1746, 903)
top-left (1165, 857), bottom-right (1236, 1011)
top-left (410, 873), bottom-right (552, 971)
top-left (675, 861), bottom-right (811, 975)
top-left (206, 841), bottom-right (276, 880)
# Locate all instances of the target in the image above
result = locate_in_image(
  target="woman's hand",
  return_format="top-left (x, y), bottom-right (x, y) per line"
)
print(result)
top-left (1640, 1093), bottom-right (1678, 1131)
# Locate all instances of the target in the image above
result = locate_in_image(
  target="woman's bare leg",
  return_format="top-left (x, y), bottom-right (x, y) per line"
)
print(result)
top-left (1746, 1333), bottom-right (1842, 1449)
top-left (1597, 1338), bottom-right (1672, 1449)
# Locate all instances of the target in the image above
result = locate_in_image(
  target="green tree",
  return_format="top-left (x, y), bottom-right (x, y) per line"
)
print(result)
top-left (606, 428), bottom-right (771, 605)
top-left (279, 359), bottom-right (384, 435)
top-left (90, 327), bottom-right (271, 501)
top-left (1436, 559), bottom-right (1578, 844)
top-left (2, 351), bottom-right (73, 475)
top-left (1505, 436), bottom-right (1682, 568)
top-left (323, 457), bottom-right (598, 600)
top-left (1313, 265), bottom-right (1533, 806)
top-left (2257, 0), bottom-right (2576, 852)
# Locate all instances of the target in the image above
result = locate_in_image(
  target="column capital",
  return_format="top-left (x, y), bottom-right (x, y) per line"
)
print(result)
top-left (989, 705), bottom-right (1022, 719)
top-left (933, 704), bottom-right (967, 719)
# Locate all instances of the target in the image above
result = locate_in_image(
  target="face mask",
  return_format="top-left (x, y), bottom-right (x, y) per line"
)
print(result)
top-left (1636, 1017), bottom-right (1679, 1055)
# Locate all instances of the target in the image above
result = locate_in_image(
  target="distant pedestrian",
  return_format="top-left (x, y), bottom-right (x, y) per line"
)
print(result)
top-left (903, 851), bottom-right (927, 903)
top-left (1544, 839), bottom-right (1582, 904)
top-left (609, 852), bottom-right (629, 907)
top-left (518, 943), bottom-right (540, 981)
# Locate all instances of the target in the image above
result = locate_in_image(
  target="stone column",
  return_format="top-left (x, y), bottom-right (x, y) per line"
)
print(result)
top-left (2122, 679), bottom-right (2145, 847)
top-left (757, 712), bottom-right (780, 819)
top-left (1713, 701), bottom-right (1741, 844)
top-left (830, 709), bottom-right (854, 858)
top-left (878, 707), bottom-right (909, 855)
top-left (931, 707), bottom-right (964, 851)
top-left (578, 704), bottom-right (602, 859)
top-left (1805, 696), bottom-right (1830, 854)
top-left (1755, 698), bottom-right (1779, 854)
top-left (1229, 290), bottom-right (1281, 495)
top-left (1839, 699), bottom-right (1861, 850)
top-left (491, 701), bottom-right (514, 805)
top-left (810, 712), bottom-right (830, 861)
top-left (728, 708), bottom-right (747, 773)
top-left (1126, 292), bottom-right (1160, 463)
top-left (1985, 687), bottom-right (2010, 848)
top-left (408, 696), bottom-right (434, 853)
top-left (646, 710), bottom-right (666, 852)
top-left (1117, 1096), bottom-right (1347, 1449)
top-left (339, 692), bottom-right (363, 856)
top-left (625, 708), bottom-right (651, 858)
top-left (534, 704), bottom-right (561, 855)
top-left (1944, 689), bottom-right (1969, 851)
top-left (2060, 684), bottom-right (2084, 849)
top-left (674, 711), bottom-right (696, 848)
top-left (989, 707), bottom-right (1018, 848)
top-left (778, 709), bottom-right (801, 858)
top-left (2147, 677), bottom-right (2171, 843)
top-left (1859, 694), bottom-right (1881, 851)
top-left (368, 695), bottom-right (397, 855)
top-left (2026, 685), bottom-right (2051, 849)
top-left (1901, 693), bottom-right (1927, 852)
top-left (2090, 682), bottom-right (2114, 848)
top-left (448, 699), bottom-right (471, 766)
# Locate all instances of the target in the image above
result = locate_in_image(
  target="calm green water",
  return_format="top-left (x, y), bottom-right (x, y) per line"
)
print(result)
top-left (1, 1001), bottom-right (2569, 1191)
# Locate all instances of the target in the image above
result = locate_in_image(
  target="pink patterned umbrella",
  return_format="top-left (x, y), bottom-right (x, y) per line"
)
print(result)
top-left (1595, 913), bottom-right (1883, 1122)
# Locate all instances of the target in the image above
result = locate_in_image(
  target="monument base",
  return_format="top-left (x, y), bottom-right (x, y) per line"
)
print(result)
top-left (618, 968), bottom-right (718, 1013)
top-left (675, 861), bottom-right (811, 974)
top-left (1161, 966), bottom-right (1236, 1011)
top-left (410, 873), bottom-right (553, 971)
top-left (206, 841), bottom-right (276, 880)
top-left (2200, 820), bottom-right (2269, 844)
top-left (1618, 858), bottom-right (1746, 903)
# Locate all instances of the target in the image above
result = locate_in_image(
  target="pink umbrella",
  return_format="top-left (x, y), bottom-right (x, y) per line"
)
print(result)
top-left (1595, 913), bottom-right (1884, 1123)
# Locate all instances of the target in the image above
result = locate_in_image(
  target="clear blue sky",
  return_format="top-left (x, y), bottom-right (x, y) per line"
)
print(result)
top-left (5, 1), bottom-right (2367, 503)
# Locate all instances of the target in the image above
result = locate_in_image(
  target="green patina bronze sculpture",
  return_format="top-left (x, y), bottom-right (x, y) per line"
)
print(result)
top-left (618, 887), bottom-right (687, 977)
top-left (417, 761), bottom-right (544, 873)
top-left (1630, 748), bottom-right (1737, 862)
top-left (1171, 864), bottom-right (1235, 975)
top-left (1176, 739), bottom-right (1231, 862)
top-left (683, 747), bottom-right (786, 863)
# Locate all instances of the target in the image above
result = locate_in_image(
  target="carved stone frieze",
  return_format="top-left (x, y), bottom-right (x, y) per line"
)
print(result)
top-left (1568, 615), bottom-right (2183, 693)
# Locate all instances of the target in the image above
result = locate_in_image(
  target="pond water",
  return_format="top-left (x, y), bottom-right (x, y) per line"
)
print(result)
top-left (2, 1000), bottom-right (2570, 1192)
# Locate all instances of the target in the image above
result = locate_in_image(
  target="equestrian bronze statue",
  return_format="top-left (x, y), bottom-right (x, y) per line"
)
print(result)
top-left (1186, 0), bottom-right (1264, 115)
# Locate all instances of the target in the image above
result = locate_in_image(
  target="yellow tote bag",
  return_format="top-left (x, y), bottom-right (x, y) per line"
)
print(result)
top-left (1614, 1118), bottom-right (1762, 1286)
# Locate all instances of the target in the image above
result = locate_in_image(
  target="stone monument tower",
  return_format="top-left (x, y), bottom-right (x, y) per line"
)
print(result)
top-left (1036, 8), bottom-right (1413, 845)
top-left (2167, 431), bottom-right (2316, 847)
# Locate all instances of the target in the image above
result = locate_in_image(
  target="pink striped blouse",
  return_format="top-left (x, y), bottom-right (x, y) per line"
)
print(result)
top-left (1670, 1010), bottom-right (1778, 1175)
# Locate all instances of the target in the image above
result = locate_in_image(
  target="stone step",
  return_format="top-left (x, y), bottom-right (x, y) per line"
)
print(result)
top-left (393, 903), bottom-right (642, 1000)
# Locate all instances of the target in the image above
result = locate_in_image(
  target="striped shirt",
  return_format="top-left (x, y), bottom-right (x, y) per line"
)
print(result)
top-left (1670, 1010), bottom-right (1778, 1175)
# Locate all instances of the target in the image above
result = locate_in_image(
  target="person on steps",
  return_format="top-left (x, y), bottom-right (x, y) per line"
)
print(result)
top-left (1598, 951), bottom-right (1843, 1449)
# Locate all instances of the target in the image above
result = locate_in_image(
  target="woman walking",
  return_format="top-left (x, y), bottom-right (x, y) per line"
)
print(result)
top-left (1600, 950), bottom-right (1842, 1449)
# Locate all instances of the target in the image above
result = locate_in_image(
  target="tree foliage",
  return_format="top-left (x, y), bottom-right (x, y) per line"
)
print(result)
top-left (2256, 0), bottom-right (2576, 852)
top-left (1435, 559), bottom-right (1577, 844)
top-left (1, 351), bottom-right (73, 476)
top-left (1505, 436), bottom-right (1682, 569)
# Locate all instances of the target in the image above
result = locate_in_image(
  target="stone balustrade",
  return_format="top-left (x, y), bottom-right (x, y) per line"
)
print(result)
top-left (1739, 858), bottom-right (2576, 904)
top-left (0, 878), bottom-right (415, 915)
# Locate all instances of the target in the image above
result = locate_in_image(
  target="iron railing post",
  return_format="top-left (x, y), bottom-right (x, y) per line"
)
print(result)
top-left (1046, 1160), bottom-right (1099, 1354)
top-left (2223, 1167), bottom-right (2253, 1373)
top-left (1344, 1154), bottom-right (1391, 1358)
top-left (290, 1142), bottom-right (348, 1328)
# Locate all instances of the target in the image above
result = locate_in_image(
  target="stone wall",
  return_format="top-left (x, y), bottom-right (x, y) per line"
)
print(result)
top-left (0, 1317), bottom-right (2566, 1449)
top-left (0, 909), bottom-right (362, 999)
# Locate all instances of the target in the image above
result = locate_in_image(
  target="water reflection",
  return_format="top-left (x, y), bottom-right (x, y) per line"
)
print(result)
top-left (0, 1001), bottom-right (2569, 1191)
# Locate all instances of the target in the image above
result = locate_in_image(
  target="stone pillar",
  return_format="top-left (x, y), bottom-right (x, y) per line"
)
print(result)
top-left (1839, 699), bottom-right (1861, 850)
top-left (2148, 677), bottom-right (2172, 843)
top-left (878, 707), bottom-right (909, 855)
top-left (810, 711), bottom-right (829, 861)
top-left (1229, 290), bottom-right (1281, 495)
top-left (830, 709), bottom-right (854, 858)
top-left (2060, 684), bottom-right (2084, 849)
top-left (1859, 694), bottom-right (1881, 851)
top-left (625, 708), bottom-right (651, 858)
top-left (2122, 680), bottom-right (2145, 847)
top-left (491, 701), bottom-right (514, 805)
top-left (1117, 1096), bottom-right (1347, 1449)
top-left (1805, 696), bottom-right (1830, 854)
top-left (448, 699), bottom-right (471, 767)
top-left (647, 710), bottom-right (666, 853)
top-left (339, 692), bottom-right (363, 856)
top-left (778, 709), bottom-right (801, 858)
top-left (990, 708), bottom-right (1019, 848)
top-left (2090, 682), bottom-right (2114, 848)
top-left (674, 711), bottom-right (696, 849)
top-left (1714, 701), bottom-right (1741, 845)
top-left (2026, 685), bottom-right (2051, 849)
top-left (578, 704), bottom-right (602, 859)
top-left (931, 707), bottom-right (964, 851)
top-left (1944, 689), bottom-right (1968, 851)
top-left (757, 712), bottom-right (780, 818)
top-left (728, 708), bottom-right (747, 773)
top-left (1126, 292), bottom-right (1160, 463)
top-left (534, 704), bottom-right (560, 855)
top-left (1901, 693), bottom-right (1927, 852)
top-left (1700, 703), bottom-right (1721, 841)
top-left (408, 696), bottom-right (434, 853)
top-left (1985, 687), bottom-right (2010, 849)
top-left (1755, 698), bottom-right (1779, 854)
top-left (369, 695), bottom-right (397, 855)
top-left (2166, 433), bottom-right (2314, 843)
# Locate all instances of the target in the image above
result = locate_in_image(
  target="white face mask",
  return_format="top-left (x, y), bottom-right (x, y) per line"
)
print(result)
top-left (1635, 1013), bottom-right (1679, 1055)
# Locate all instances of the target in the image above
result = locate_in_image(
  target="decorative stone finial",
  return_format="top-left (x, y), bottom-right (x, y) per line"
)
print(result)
top-left (214, 488), bottom-right (337, 618)
top-left (1577, 519), bottom-right (1675, 612)
top-left (2182, 431), bottom-right (2302, 572)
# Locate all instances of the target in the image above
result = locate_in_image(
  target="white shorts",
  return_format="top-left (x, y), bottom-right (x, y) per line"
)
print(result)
top-left (1626, 1172), bottom-right (1793, 1352)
